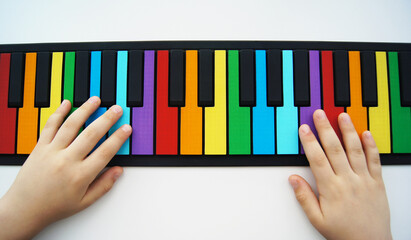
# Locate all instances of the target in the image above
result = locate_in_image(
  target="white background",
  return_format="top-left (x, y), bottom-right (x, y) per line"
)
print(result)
top-left (1, 0), bottom-right (411, 239)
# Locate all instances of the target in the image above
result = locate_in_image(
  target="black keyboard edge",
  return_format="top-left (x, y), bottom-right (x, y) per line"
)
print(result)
top-left (1, 154), bottom-right (409, 166)
top-left (1, 41), bottom-right (411, 52)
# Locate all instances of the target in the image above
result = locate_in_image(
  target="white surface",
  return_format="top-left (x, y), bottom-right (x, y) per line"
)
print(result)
top-left (1, 0), bottom-right (411, 239)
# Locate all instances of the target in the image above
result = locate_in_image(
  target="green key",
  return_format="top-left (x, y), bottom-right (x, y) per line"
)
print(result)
top-left (63, 52), bottom-right (76, 115)
top-left (63, 52), bottom-right (83, 133)
top-left (228, 50), bottom-right (251, 154)
top-left (388, 52), bottom-right (411, 153)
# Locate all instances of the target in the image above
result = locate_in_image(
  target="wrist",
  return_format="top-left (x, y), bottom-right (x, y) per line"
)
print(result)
top-left (0, 194), bottom-right (47, 240)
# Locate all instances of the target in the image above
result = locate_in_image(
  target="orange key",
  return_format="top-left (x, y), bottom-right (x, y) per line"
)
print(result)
top-left (17, 53), bottom-right (39, 154)
top-left (180, 50), bottom-right (203, 154)
top-left (347, 51), bottom-right (368, 137)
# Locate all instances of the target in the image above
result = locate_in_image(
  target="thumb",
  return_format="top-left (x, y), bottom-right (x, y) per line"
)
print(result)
top-left (80, 166), bottom-right (123, 209)
top-left (289, 175), bottom-right (323, 227)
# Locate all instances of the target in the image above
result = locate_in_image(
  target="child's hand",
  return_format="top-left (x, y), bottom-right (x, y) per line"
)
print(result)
top-left (290, 110), bottom-right (392, 240)
top-left (0, 97), bottom-right (131, 240)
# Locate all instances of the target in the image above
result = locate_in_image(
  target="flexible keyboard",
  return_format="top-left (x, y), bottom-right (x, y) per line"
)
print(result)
top-left (0, 41), bottom-right (410, 166)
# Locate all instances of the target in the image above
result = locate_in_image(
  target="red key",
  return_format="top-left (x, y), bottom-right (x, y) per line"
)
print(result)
top-left (0, 53), bottom-right (17, 154)
top-left (156, 50), bottom-right (178, 155)
top-left (322, 51), bottom-right (344, 140)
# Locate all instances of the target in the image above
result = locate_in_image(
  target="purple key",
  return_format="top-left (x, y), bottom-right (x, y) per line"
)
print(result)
top-left (132, 51), bottom-right (155, 155)
top-left (299, 51), bottom-right (321, 153)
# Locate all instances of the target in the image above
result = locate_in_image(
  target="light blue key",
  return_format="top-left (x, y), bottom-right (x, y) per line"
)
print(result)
top-left (276, 50), bottom-right (298, 154)
top-left (86, 51), bottom-right (106, 149)
top-left (253, 50), bottom-right (275, 154)
top-left (108, 51), bottom-right (130, 155)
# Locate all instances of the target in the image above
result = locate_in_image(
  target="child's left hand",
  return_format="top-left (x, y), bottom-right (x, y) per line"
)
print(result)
top-left (0, 97), bottom-right (131, 240)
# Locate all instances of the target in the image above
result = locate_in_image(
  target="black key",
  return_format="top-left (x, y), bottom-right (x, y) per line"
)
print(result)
top-left (8, 52), bottom-right (25, 107)
top-left (74, 51), bottom-right (90, 107)
top-left (333, 50), bottom-right (350, 106)
top-left (266, 49), bottom-right (283, 106)
top-left (293, 50), bottom-right (310, 106)
top-left (398, 51), bottom-right (411, 106)
top-left (100, 50), bottom-right (117, 107)
top-left (239, 49), bottom-right (256, 106)
top-left (35, 52), bottom-right (52, 107)
top-left (127, 50), bottom-right (144, 107)
top-left (169, 50), bottom-right (185, 107)
top-left (360, 51), bottom-right (378, 106)
top-left (198, 49), bottom-right (214, 106)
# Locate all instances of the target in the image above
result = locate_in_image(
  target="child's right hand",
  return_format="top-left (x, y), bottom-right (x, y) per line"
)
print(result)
top-left (289, 110), bottom-right (392, 240)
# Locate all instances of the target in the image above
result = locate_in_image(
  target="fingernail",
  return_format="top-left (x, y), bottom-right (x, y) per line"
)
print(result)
top-left (364, 131), bottom-right (372, 139)
top-left (342, 113), bottom-right (351, 124)
top-left (315, 110), bottom-right (326, 120)
top-left (300, 124), bottom-right (310, 135)
top-left (112, 105), bottom-right (122, 114)
top-left (88, 96), bottom-right (98, 104)
top-left (60, 100), bottom-right (67, 107)
top-left (289, 178), bottom-right (299, 190)
top-left (363, 131), bottom-right (376, 147)
top-left (114, 172), bottom-right (122, 181)
top-left (121, 124), bottom-right (132, 133)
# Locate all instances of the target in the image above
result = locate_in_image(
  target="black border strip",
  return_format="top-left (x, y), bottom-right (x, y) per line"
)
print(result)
top-left (0, 154), bottom-right (410, 166)
top-left (1, 41), bottom-right (411, 52)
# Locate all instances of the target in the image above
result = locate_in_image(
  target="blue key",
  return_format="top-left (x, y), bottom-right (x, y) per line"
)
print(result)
top-left (108, 51), bottom-right (130, 155)
top-left (86, 51), bottom-right (106, 149)
top-left (276, 50), bottom-right (298, 154)
top-left (253, 50), bottom-right (275, 154)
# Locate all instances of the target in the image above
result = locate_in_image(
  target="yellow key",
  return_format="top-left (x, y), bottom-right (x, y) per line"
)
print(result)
top-left (40, 52), bottom-right (63, 134)
top-left (369, 51), bottom-right (391, 153)
top-left (205, 50), bottom-right (226, 154)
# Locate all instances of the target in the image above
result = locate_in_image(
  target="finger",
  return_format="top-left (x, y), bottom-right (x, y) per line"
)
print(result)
top-left (299, 124), bottom-right (334, 182)
top-left (52, 96), bottom-right (101, 149)
top-left (84, 124), bottom-right (132, 178)
top-left (338, 113), bottom-right (368, 175)
top-left (38, 100), bottom-right (72, 144)
top-left (361, 131), bottom-right (382, 179)
top-left (289, 175), bottom-right (323, 228)
top-left (80, 166), bottom-right (123, 210)
top-left (68, 105), bottom-right (123, 159)
top-left (313, 110), bottom-right (351, 175)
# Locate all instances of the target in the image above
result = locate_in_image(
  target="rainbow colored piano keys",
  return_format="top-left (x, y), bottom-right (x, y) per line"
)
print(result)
top-left (0, 41), bottom-right (411, 166)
